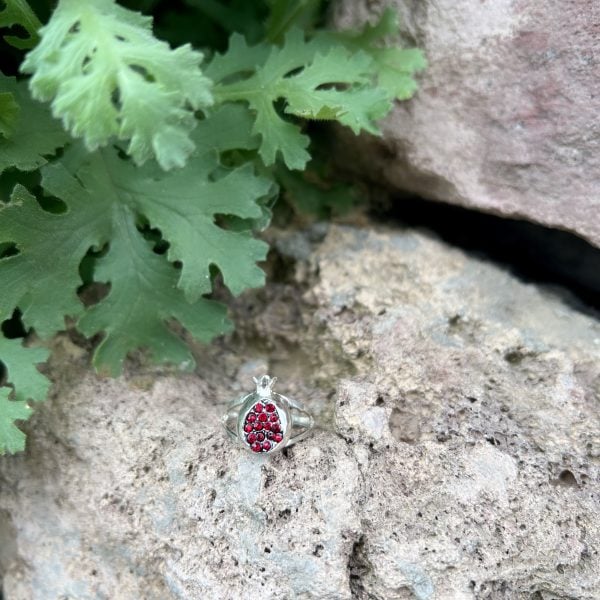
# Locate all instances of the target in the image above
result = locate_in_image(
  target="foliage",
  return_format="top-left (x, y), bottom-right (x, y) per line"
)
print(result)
top-left (0, 335), bottom-right (48, 454)
top-left (21, 0), bottom-right (213, 169)
top-left (0, 387), bottom-right (31, 454)
top-left (331, 8), bottom-right (427, 101)
top-left (0, 0), bottom-right (42, 49)
top-left (0, 74), bottom-right (69, 172)
top-left (207, 30), bottom-right (391, 169)
top-left (0, 0), bottom-right (425, 453)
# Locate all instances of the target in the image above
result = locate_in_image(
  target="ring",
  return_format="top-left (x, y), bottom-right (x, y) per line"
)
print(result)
top-left (222, 375), bottom-right (315, 454)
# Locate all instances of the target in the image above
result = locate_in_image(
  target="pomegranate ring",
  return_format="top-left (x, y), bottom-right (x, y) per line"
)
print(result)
top-left (222, 375), bottom-right (314, 455)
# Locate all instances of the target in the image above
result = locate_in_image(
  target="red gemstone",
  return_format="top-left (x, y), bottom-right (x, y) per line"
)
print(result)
top-left (244, 401), bottom-right (284, 452)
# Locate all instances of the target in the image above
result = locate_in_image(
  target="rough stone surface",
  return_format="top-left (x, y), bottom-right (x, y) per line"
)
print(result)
top-left (332, 0), bottom-right (600, 247)
top-left (1, 224), bottom-right (599, 599)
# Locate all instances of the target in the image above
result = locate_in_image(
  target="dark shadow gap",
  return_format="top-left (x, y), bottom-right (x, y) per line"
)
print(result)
top-left (371, 193), bottom-right (600, 315)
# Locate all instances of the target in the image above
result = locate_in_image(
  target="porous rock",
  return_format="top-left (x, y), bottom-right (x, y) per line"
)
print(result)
top-left (1, 224), bottom-right (599, 599)
top-left (332, 0), bottom-right (600, 247)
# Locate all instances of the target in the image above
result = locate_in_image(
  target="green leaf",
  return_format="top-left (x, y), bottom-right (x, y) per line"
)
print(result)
top-left (0, 75), bottom-right (70, 174)
top-left (0, 0), bottom-right (42, 50)
top-left (281, 46), bottom-right (390, 134)
top-left (211, 28), bottom-right (391, 169)
top-left (0, 387), bottom-right (31, 455)
top-left (0, 334), bottom-right (50, 403)
top-left (346, 5), bottom-right (398, 44)
top-left (98, 120), bottom-right (271, 301)
top-left (1, 105), bottom-right (270, 373)
top-left (253, 97), bottom-right (311, 170)
top-left (276, 163), bottom-right (357, 218)
top-left (0, 184), bottom-right (102, 336)
top-left (264, 0), bottom-right (322, 43)
top-left (52, 145), bottom-right (265, 375)
top-left (109, 160), bottom-right (270, 301)
top-left (77, 212), bottom-right (232, 377)
top-left (326, 8), bottom-right (427, 102)
top-left (204, 32), bottom-right (270, 83)
top-left (194, 103), bottom-right (260, 155)
top-left (0, 91), bottom-right (20, 138)
top-left (370, 47), bottom-right (427, 100)
top-left (21, 0), bottom-right (214, 170)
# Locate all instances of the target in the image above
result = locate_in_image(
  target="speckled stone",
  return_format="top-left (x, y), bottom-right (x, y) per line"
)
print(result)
top-left (1, 225), bottom-right (598, 599)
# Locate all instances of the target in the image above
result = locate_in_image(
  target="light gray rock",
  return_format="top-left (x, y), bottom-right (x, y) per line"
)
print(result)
top-left (332, 0), bottom-right (600, 247)
top-left (1, 225), bottom-right (599, 599)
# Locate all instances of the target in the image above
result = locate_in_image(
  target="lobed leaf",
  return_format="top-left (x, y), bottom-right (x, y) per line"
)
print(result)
top-left (0, 104), bottom-right (271, 374)
top-left (210, 28), bottom-right (391, 170)
top-left (0, 0), bottom-right (42, 49)
top-left (0, 333), bottom-right (49, 455)
top-left (107, 154), bottom-right (270, 300)
top-left (77, 213), bottom-right (232, 377)
top-left (0, 387), bottom-right (31, 454)
top-left (21, 0), bottom-right (214, 170)
top-left (0, 183), bottom-right (105, 336)
top-left (0, 75), bottom-right (70, 174)
top-left (47, 146), bottom-right (266, 374)
top-left (281, 46), bottom-right (390, 134)
top-left (204, 32), bottom-right (270, 83)
top-left (323, 8), bottom-right (427, 102)
top-left (0, 334), bottom-right (50, 403)
top-left (107, 104), bottom-right (269, 302)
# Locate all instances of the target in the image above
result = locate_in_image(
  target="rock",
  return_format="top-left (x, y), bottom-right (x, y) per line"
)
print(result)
top-left (332, 0), bottom-right (600, 248)
top-left (1, 224), bottom-right (599, 599)
top-left (335, 380), bottom-right (394, 451)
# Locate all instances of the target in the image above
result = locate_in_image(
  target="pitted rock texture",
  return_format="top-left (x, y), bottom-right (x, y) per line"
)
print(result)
top-left (332, 0), bottom-right (600, 248)
top-left (1, 225), bottom-right (599, 599)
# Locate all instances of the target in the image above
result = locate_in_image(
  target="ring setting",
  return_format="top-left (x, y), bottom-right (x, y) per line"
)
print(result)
top-left (222, 375), bottom-right (314, 454)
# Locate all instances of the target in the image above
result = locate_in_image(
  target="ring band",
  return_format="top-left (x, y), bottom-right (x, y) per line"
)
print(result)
top-left (222, 375), bottom-right (315, 454)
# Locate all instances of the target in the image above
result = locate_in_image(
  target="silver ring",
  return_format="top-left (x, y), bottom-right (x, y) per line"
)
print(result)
top-left (222, 375), bottom-right (315, 454)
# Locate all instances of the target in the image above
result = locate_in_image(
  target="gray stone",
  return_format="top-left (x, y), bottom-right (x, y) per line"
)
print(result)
top-left (1, 225), bottom-right (599, 599)
top-left (332, 0), bottom-right (600, 247)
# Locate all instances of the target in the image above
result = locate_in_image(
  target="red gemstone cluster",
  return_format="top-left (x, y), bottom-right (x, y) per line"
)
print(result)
top-left (243, 402), bottom-right (283, 453)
